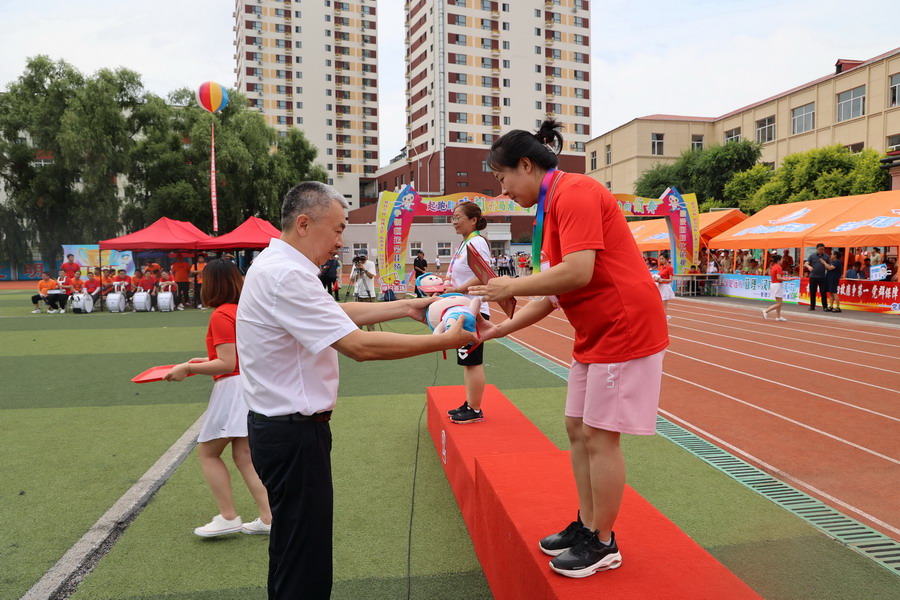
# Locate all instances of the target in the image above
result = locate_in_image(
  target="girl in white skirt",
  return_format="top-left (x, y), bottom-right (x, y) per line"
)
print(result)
top-left (656, 256), bottom-right (675, 320)
top-left (165, 259), bottom-right (272, 537)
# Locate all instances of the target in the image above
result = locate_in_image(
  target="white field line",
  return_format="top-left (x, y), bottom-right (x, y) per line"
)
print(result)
top-left (669, 302), bottom-right (900, 345)
top-left (669, 334), bottom-right (900, 396)
top-left (658, 408), bottom-right (900, 537)
top-left (668, 320), bottom-right (900, 374)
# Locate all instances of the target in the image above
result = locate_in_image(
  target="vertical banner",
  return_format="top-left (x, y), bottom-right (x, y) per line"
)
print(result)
top-left (614, 188), bottom-right (700, 274)
top-left (210, 122), bottom-right (219, 233)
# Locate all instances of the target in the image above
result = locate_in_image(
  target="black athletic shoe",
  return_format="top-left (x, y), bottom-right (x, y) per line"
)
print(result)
top-left (539, 514), bottom-right (591, 556)
top-left (447, 401), bottom-right (469, 417)
top-left (549, 530), bottom-right (622, 578)
top-left (450, 406), bottom-right (484, 424)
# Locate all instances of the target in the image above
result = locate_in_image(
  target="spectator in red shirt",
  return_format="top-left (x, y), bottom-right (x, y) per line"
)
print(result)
top-left (83, 272), bottom-right (102, 305)
top-left (60, 254), bottom-right (80, 279)
top-left (472, 119), bottom-right (668, 578)
top-left (170, 255), bottom-right (192, 309)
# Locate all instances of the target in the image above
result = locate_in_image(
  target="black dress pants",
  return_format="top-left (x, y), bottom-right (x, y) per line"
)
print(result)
top-left (248, 415), bottom-right (334, 600)
top-left (808, 277), bottom-right (826, 309)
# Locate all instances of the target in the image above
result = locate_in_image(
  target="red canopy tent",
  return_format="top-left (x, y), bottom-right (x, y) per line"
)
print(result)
top-left (196, 216), bottom-right (280, 250)
top-left (99, 217), bottom-right (211, 250)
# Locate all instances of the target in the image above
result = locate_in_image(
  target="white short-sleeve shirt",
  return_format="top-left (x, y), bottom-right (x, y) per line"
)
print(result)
top-left (237, 238), bottom-right (358, 416)
top-left (447, 235), bottom-right (491, 301)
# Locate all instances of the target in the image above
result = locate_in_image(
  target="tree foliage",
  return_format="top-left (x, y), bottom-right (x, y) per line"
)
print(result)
top-left (634, 140), bottom-right (761, 203)
top-left (0, 56), bottom-right (327, 264)
top-left (723, 164), bottom-right (775, 213)
top-left (749, 145), bottom-right (889, 211)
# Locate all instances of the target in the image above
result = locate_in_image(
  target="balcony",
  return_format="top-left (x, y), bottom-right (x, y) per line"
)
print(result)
top-left (491, 87), bottom-right (501, 95)
top-left (492, 106), bottom-right (500, 114)
top-left (490, 29), bottom-right (500, 38)
top-left (545, 20), bottom-right (554, 28)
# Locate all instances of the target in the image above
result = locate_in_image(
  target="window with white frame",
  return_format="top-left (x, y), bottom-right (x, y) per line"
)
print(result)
top-left (890, 73), bottom-right (900, 108)
top-left (791, 103), bottom-right (815, 134)
top-left (691, 134), bottom-right (704, 150)
top-left (605, 144), bottom-right (611, 165)
top-left (437, 242), bottom-right (452, 258)
top-left (352, 243), bottom-right (368, 257)
top-left (756, 116), bottom-right (775, 143)
top-left (651, 133), bottom-right (663, 156)
top-left (724, 127), bottom-right (741, 143)
top-left (836, 85), bottom-right (865, 122)
top-left (409, 242), bottom-right (422, 259)
top-left (590, 150), bottom-right (597, 170)
top-left (887, 134), bottom-right (900, 152)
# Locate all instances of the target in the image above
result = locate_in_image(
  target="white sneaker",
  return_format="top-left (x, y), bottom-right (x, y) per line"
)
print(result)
top-left (48, 309), bottom-right (59, 314)
top-left (194, 514), bottom-right (242, 537)
top-left (241, 518), bottom-right (272, 535)
top-left (59, 309), bottom-right (65, 314)
top-left (150, 307), bottom-right (155, 312)
top-left (666, 315), bottom-right (671, 320)
top-left (761, 309), bottom-right (768, 320)
top-left (176, 305), bottom-right (184, 311)
top-left (198, 304), bottom-right (206, 310)
top-left (776, 317), bottom-right (788, 322)
top-left (32, 308), bottom-right (41, 314)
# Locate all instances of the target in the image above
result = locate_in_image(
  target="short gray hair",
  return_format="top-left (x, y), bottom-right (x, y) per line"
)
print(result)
top-left (281, 181), bottom-right (349, 230)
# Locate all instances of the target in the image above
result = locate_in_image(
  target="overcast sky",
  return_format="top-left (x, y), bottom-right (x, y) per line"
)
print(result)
top-left (1, 0), bottom-right (897, 167)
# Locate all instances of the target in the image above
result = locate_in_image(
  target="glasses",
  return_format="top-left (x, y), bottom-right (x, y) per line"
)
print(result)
top-left (450, 215), bottom-right (469, 223)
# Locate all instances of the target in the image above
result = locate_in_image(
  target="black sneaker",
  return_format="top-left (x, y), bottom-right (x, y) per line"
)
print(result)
top-left (549, 530), bottom-right (622, 578)
top-left (447, 401), bottom-right (469, 417)
top-left (539, 514), bottom-right (591, 556)
top-left (450, 406), bottom-right (484, 424)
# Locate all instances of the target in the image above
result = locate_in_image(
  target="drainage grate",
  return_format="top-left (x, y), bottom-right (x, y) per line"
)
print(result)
top-left (497, 337), bottom-right (900, 577)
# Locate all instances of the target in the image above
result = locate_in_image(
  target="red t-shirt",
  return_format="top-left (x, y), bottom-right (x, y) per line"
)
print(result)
top-left (114, 274), bottom-right (132, 290)
top-left (657, 265), bottom-right (674, 282)
top-left (542, 172), bottom-right (669, 363)
top-left (61, 262), bottom-right (80, 278)
top-left (171, 261), bottom-right (191, 283)
top-left (138, 276), bottom-right (156, 292)
top-left (205, 304), bottom-right (240, 381)
top-left (83, 278), bottom-right (101, 294)
top-left (770, 263), bottom-right (783, 283)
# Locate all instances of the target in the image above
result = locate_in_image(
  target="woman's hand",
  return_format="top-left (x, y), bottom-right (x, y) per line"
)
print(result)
top-left (163, 362), bottom-right (191, 382)
top-left (469, 276), bottom-right (515, 302)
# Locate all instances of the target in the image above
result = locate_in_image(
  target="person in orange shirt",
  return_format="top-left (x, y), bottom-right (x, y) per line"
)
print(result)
top-left (170, 255), bottom-right (192, 310)
top-left (100, 268), bottom-right (115, 297)
top-left (191, 255), bottom-right (207, 309)
top-left (31, 272), bottom-right (63, 313)
top-left (84, 271), bottom-right (102, 305)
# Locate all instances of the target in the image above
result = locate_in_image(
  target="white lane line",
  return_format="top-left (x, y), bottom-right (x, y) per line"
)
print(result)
top-left (668, 320), bottom-right (900, 374)
top-left (665, 349), bottom-right (900, 423)
top-left (663, 373), bottom-right (900, 465)
top-left (669, 334), bottom-right (900, 396)
top-left (669, 303), bottom-right (900, 345)
top-left (658, 409), bottom-right (900, 537)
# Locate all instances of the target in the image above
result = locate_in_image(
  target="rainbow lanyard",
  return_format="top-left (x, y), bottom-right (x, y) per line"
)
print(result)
top-left (447, 231), bottom-right (480, 282)
top-left (531, 169), bottom-right (557, 273)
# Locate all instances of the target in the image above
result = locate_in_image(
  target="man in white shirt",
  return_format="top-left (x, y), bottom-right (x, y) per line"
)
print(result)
top-left (236, 182), bottom-right (477, 600)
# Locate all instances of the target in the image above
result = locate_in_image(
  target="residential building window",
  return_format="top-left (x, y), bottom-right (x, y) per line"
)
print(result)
top-left (572, 142), bottom-right (585, 152)
top-left (651, 133), bottom-right (664, 156)
top-left (453, 53), bottom-right (467, 65)
top-left (437, 242), bottom-right (452, 257)
top-left (756, 116), bottom-right (776, 144)
top-left (889, 73), bottom-right (900, 107)
top-left (590, 150), bottom-right (597, 170)
top-left (503, 59), bottom-right (510, 68)
top-left (845, 142), bottom-right (864, 153)
top-left (481, 75), bottom-right (492, 87)
top-left (353, 243), bottom-right (369, 257)
top-left (724, 127), bottom-right (741, 143)
top-left (502, 98), bottom-right (510, 106)
top-left (502, 41), bottom-right (510, 49)
top-left (791, 102), bottom-right (815, 134)
top-left (482, 134), bottom-right (496, 144)
top-left (836, 85), bottom-right (865, 122)
top-left (457, 112), bottom-right (468, 124)
top-left (691, 135), bottom-right (704, 151)
top-left (574, 124), bottom-right (589, 135)
top-left (481, 114), bottom-right (492, 126)
top-left (503, 116), bottom-right (511, 125)
top-left (535, 101), bottom-right (542, 109)
top-left (451, 14), bottom-right (466, 26)
top-left (605, 144), bottom-right (611, 165)
top-left (887, 134), bottom-right (900, 152)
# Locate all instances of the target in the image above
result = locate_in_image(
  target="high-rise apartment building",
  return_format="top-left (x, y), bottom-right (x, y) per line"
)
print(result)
top-left (377, 0), bottom-right (591, 197)
top-left (234, 0), bottom-right (379, 208)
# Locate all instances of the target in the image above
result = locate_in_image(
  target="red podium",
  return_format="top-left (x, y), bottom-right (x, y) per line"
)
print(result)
top-left (427, 385), bottom-right (761, 600)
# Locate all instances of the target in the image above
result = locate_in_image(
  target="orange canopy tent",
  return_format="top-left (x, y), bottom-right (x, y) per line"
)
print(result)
top-left (800, 190), bottom-right (900, 248)
top-left (629, 209), bottom-right (748, 252)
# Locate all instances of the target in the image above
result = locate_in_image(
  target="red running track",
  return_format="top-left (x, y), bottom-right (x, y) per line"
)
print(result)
top-left (487, 297), bottom-right (900, 541)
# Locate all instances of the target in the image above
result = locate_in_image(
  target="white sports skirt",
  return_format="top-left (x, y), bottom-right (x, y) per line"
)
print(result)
top-left (198, 374), bottom-right (249, 442)
top-left (770, 282), bottom-right (783, 298)
top-left (658, 283), bottom-right (676, 301)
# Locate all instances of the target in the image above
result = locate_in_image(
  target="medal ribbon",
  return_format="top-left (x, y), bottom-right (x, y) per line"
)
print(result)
top-left (531, 169), bottom-right (557, 273)
top-left (447, 231), bottom-right (480, 283)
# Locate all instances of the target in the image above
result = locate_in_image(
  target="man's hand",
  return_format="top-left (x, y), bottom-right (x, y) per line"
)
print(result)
top-left (469, 275), bottom-right (514, 302)
top-left (405, 296), bottom-right (439, 323)
top-left (445, 315), bottom-right (478, 348)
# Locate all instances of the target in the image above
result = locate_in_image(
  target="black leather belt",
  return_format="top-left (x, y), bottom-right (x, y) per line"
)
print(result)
top-left (250, 410), bottom-right (332, 423)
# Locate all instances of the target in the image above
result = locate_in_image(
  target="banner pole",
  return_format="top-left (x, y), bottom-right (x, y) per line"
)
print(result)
top-left (210, 121), bottom-right (218, 233)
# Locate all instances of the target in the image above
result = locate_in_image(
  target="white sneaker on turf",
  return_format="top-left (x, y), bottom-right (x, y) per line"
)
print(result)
top-left (31, 308), bottom-right (41, 313)
top-left (176, 304), bottom-right (184, 311)
top-left (241, 518), bottom-right (272, 535)
top-left (49, 309), bottom-right (59, 314)
top-left (776, 317), bottom-right (788, 322)
top-left (194, 514), bottom-right (242, 537)
top-left (761, 309), bottom-right (768, 320)
top-left (59, 309), bottom-right (65, 314)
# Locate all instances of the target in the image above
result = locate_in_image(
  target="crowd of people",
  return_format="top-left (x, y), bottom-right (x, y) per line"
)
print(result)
top-left (29, 253), bottom-right (219, 314)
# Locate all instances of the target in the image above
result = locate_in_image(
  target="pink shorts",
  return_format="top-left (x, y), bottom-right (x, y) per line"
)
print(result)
top-left (565, 350), bottom-right (665, 435)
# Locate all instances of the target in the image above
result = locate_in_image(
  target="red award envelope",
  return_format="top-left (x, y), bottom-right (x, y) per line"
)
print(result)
top-left (131, 365), bottom-right (196, 383)
top-left (467, 249), bottom-right (516, 318)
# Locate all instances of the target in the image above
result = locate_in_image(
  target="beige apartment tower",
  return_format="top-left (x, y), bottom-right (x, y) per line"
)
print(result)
top-left (234, 0), bottom-right (379, 208)
top-left (377, 0), bottom-right (592, 196)
top-left (587, 47), bottom-right (900, 195)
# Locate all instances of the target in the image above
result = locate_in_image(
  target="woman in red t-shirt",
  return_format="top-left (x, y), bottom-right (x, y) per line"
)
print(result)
top-left (471, 119), bottom-right (669, 578)
top-left (656, 256), bottom-right (675, 319)
top-left (164, 259), bottom-right (271, 537)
